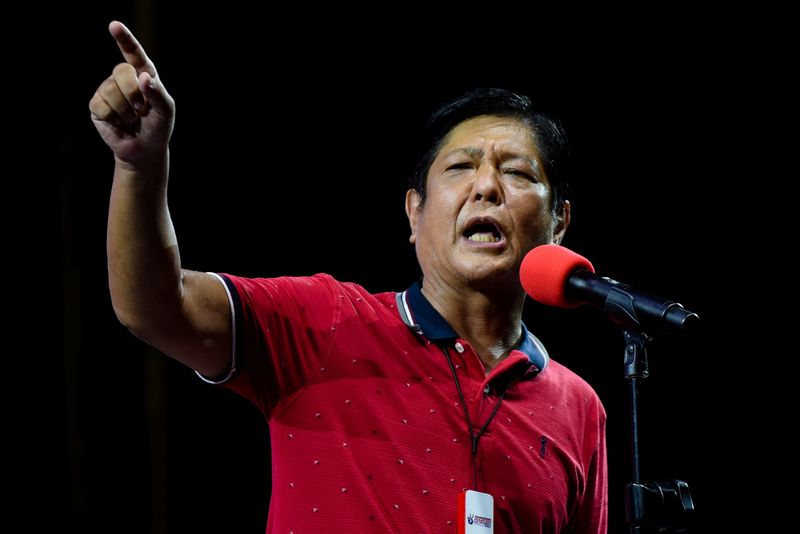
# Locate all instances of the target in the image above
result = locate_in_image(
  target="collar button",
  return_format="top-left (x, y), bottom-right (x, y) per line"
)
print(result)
top-left (454, 342), bottom-right (465, 353)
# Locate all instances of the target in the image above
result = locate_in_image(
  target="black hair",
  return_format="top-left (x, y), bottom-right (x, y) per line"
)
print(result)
top-left (410, 88), bottom-right (570, 213)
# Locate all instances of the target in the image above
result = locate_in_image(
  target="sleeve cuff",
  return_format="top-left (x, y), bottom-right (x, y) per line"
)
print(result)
top-left (195, 272), bottom-right (238, 385)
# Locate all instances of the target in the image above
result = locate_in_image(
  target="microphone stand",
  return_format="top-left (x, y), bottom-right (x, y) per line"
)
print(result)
top-left (603, 287), bottom-right (695, 533)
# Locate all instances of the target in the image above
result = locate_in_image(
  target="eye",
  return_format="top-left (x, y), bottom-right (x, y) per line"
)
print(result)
top-left (503, 168), bottom-right (536, 182)
top-left (446, 162), bottom-right (472, 171)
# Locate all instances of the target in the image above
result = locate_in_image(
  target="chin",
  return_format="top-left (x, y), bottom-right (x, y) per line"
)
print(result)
top-left (460, 259), bottom-right (519, 286)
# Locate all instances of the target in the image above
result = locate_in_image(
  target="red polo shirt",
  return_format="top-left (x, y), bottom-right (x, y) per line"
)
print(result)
top-left (199, 273), bottom-right (607, 533)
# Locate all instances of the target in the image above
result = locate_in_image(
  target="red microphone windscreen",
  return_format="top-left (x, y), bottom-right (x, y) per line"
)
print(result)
top-left (519, 244), bottom-right (595, 308)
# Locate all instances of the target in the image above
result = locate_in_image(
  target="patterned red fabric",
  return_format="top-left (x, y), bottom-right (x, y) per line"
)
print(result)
top-left (209, 273), bottom-right (607, 533)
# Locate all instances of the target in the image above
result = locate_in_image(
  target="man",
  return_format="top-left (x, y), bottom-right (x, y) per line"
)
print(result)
top-left (90, 20), bottom-right (607, 533)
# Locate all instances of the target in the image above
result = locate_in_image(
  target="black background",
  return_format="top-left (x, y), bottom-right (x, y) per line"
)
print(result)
top-left (36, 4), bottom-right (778, 533)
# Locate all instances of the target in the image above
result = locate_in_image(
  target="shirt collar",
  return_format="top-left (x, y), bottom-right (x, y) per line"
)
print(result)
top-left (396, 281), bottom-right (549, 374)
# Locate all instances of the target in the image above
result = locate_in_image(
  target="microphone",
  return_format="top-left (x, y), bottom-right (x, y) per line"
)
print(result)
top-left (520, 244), bottom-right (699, 336)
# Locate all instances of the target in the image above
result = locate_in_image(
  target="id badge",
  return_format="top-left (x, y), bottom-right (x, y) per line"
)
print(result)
top-left (457, 489), bottom-right (494, 533)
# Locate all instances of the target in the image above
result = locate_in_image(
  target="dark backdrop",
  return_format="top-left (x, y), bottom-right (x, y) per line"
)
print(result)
top-left (40, 4), bottom-right (768, 533)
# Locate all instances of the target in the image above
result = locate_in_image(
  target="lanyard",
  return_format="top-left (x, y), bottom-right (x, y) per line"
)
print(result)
top-left (443, 346), bottom-right (507, 490)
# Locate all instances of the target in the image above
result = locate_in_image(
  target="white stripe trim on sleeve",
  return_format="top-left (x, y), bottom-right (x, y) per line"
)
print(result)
top-left (195, 272), bottom-right (238, 385)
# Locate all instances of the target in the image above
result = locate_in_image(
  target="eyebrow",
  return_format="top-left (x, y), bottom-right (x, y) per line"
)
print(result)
top-left (449, 146), bottom-right (540, 170)
top-left (460, 146), bottom-right (484, 159)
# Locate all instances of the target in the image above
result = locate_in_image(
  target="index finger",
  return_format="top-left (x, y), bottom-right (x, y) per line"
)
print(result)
top-left (109, 20), bottom-right (157, 77)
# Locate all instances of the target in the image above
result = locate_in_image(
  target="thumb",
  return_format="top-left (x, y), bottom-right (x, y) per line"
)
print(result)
top-left (138, 72), bottom-right (174, 116)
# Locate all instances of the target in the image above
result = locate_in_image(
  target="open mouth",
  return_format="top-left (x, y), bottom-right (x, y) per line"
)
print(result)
top-left (463, 219), bottom-right (504, 243)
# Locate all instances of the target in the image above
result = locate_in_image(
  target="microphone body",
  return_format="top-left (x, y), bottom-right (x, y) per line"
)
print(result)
top-left (567, 269), bottom-right (699, 335)
top-left (520, 245), bottom-right (699, 336)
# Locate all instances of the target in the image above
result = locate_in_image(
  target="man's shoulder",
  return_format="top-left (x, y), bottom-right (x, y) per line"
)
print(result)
top-left (541, 358), bottom-right (605, 410)
top-left (221, 272), bottom-right (399, 308)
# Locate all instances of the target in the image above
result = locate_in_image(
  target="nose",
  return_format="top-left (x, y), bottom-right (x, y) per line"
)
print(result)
top-left (470, 164), bottom-right (504, 205)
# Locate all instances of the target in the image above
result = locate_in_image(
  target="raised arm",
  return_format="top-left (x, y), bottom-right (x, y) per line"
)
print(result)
top-left (90, 21), bottom-right (232, 378)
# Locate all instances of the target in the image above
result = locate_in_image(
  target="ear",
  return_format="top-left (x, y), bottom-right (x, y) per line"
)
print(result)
top-left (405, 189), bottom-right (422, 244)
top-left (551, 200), bottom-right (571, 245)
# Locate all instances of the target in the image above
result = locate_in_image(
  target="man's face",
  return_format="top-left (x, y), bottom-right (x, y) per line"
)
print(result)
top-left (406, 115), bottom-right (568, 291)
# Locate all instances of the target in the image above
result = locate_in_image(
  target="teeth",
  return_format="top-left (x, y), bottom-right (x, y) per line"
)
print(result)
top-left (468, 232), bottom-right (500, 243)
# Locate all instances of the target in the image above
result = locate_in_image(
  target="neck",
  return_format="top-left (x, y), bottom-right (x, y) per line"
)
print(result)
top-left (421, 277), bottom-right (525, 372)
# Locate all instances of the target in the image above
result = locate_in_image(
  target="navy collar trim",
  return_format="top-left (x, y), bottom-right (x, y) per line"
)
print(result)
top-left (396, 281), bottom-right (549, 373)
